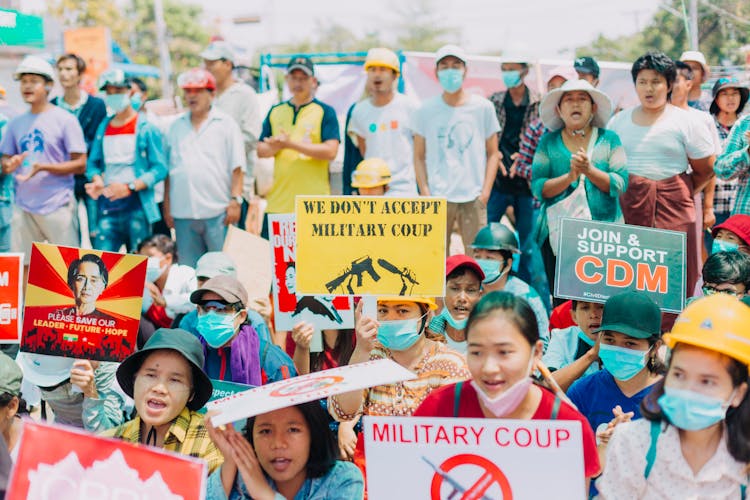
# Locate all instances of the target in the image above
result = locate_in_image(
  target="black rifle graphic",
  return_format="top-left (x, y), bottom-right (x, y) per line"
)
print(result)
top-left (325, 256), bottom-right (381, 294)
top-left (378, 258), bottom-right (419, 295)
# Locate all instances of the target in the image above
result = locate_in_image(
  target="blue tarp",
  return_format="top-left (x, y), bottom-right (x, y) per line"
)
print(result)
top-left (111, 62), bottom-right (161, 78)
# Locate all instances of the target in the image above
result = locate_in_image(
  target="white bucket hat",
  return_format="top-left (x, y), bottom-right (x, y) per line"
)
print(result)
top-left (17, 353), bottom-right (74, 388)
top-left (539, 79), bottom-right (613, 131)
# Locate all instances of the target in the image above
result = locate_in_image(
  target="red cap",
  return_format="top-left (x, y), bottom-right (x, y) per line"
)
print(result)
top-left (446, 254), bottom-right (485, 281)
top-left (712, 214), bottom-right (750, 247)
top-left (177, 68), bottom-right (217, 91)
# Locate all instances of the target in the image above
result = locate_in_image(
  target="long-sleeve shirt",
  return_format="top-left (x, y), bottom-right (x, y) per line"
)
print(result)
top-left (715, 114), bottom-right (750, 215)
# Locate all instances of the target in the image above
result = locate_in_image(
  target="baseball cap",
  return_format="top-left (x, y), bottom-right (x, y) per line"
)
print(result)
top-left (0, 353), bottom-right (22, 396)
top-left (435, 45), bottom-right (467, 65)
top-left (593, 291), bottom-right (662, 339)
top-left (287, 55), bottom-right (314, 76)
top-left (200, 41), bottom-right (236, 62)
top-left (177, 68), bottom-right (216, 91)
top-left (364, 48), bottom-right (400, 74)
top-left (195, 252), bottom-right (237, 280)
top-left (546, 66), bottom-right (579, 85)
top-left (574, 56), bottom-right (600, 78)
top-left (445, 255), bottom-right (485, 282)
top-left (17, 353), bottom-right (74, 388)
top-left (190, 275), bottom-right (248, 307)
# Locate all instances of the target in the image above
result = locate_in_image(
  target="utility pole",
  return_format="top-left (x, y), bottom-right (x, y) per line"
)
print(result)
top-left (689, 0), bottom-right (699, 50)
top-left (154, 0), bottom-right (173, 100)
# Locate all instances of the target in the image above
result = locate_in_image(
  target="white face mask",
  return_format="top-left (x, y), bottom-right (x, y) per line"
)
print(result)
top-left (471, 352), bottom-right (536, 417)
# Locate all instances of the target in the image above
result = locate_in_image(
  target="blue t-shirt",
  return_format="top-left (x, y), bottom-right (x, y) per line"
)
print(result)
top-left (567, 369), bottom-right (656, 434)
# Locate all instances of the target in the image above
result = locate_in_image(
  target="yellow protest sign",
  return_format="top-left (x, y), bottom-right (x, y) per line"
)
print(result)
top-left (295, 196), bottom-right (446, 296)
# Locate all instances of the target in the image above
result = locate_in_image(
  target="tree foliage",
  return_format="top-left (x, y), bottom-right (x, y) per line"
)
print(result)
top-left (578, 0), bottom-right (749, 65)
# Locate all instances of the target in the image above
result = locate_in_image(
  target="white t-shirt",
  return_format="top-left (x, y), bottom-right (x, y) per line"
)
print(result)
top-left (413, 94), bottom-right (501, 202)
top-left (607, 104), bottom-right (714, 180)
top-left (348, 94), bottom-right (418, 196)
top-left (686, 107), bottom-right (722, 156)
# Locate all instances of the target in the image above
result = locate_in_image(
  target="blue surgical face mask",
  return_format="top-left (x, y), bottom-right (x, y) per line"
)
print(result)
top-left (197, 310), bottom-right (239, 348)
top-left (439, 307), bottom-right (467, 330)
top-left (476, 258), bottom-right (508, 285)
top-left (377, 314), bottom-right (426, 351)
top-left (577, 329), bottom-right (596, 347)
top-left (658, 386), bottom-right (735, 430)
top-left (104, 93), bottom-right (131, 113)
top-left (130, 92), bottom-right (143, 111)
top-left (599, 343), bottom-right (649, 381)
top-left (712, 238), bottom-right (739, 255)
top-left (502, 70), bottom-right (522, 89)
top-left (145, 257), bottom-right (162, 283)
top-left (437, 68), bottom-right (464, 93)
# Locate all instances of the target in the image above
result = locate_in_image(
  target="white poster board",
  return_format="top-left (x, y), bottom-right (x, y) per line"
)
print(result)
top-left (364, 416), bottom-right (586, 500)
top-left (223, 225), bottom-right (273, 302)
top-left (208, 359), bottom-right (416, 427)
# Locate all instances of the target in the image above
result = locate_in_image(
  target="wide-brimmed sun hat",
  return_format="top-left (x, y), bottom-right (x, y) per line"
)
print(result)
top-left (540, 79), bottom-right (613, 131)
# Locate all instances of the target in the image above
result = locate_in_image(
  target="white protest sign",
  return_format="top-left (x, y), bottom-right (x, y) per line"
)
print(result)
top-left (223, 225), bottom-right (273, 302)
top-left (364, 416), bottom-right (586, 500)
top-left (208, 359), bottom-right (416, 427)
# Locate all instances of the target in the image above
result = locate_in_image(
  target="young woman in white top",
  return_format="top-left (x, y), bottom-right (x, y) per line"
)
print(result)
top-left (596, 294), bottom-right (750, 499)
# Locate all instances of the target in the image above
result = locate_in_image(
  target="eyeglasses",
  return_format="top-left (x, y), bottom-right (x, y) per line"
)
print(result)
top-left (197, 300), bottom-right (238, 314)
top-left (702, 285), bottom-right (743, 297)
top-left (135, 372), bottom-right (191, 393)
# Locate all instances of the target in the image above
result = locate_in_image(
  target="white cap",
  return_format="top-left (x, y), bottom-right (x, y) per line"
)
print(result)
top-left (17, 353), bottom-right (74, 388)
top-left (13, 55), bottom-right (55, 82)
top-left (679, 50), bottom-right (709, 79)
top-left (435, 45), bottom-right (467, 65)
top-left (546, 66), bottom-right (579, 85)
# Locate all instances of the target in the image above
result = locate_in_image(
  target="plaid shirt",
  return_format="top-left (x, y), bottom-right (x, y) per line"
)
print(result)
top-left (102, 407), bottom-right (224, 473)
top-left (715, 114), bottom-right (750, 215)
top-left (712, 119), bottom-right (739, 214)
top-left (517, 117), bottom-right (548, 209)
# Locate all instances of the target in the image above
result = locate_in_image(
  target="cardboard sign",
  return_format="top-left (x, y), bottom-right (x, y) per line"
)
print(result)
top-left (208, 358), bottom-right (416, 427)
top-left (554, 218), bottom-right (686, 312)
top-left (269, 214), bottom-right (354, 331)
top-left (7, 420), bottom-right (207, 500)
top-left (364, 416), bottom-right (586, 500)
top-left (295, 196), bottom-right (447, 296)
top-left (223, 225), bottom-right (273, 302)
top-left (63, 27), bottom-right (112, 96)
top-left (21, 244), bottom-right (147, 362)
top-left (0, 253), bottom-right (23, 343)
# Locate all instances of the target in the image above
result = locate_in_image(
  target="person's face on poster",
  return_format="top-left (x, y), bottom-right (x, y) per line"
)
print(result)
top-left (284, 266), bottom-right (296, 295)
top-left (73, 262), bottom-right (106, 308)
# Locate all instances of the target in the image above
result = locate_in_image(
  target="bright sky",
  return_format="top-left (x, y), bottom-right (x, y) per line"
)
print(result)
top-left (22, 0), bottom-right (662, 60)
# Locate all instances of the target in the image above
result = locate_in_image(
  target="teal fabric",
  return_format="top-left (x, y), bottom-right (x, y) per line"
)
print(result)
top-left (530, 127), bottom-right (628, 245)
top-left (715, 114), bottom-right (750, 216)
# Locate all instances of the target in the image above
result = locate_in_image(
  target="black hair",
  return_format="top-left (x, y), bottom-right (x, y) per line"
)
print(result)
top-left (138, 234), bottom-right (178, 263)
top-left (130, 77), bottom-right (147, 93)
top-left (310, 329), bottom-right (356, 373)
top-left (447, 265), bottom-right (483, 284)
top-left (0, 392), bottom-right (29, 415)
top-left (631, 51), bottom-right (676, 88)
top-left (571, 300), bottom-right (579, 310)
top-left (56, 53), bottom-right (86, 75)
top-left (67, 253), bottom-right (109, 290)
top-left (244, 400), bottom-right (337, 478)
top-left (465, 291), bottom-right (539, 346)
top-left (641, 344), bottom-right (750, 462)
top-left (702, 251), bottom-right (750, 289)
top-left (675, 61), bottom-right (694, 81)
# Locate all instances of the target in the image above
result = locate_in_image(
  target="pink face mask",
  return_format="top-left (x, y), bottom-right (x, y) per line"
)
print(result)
top-left (471, 353), bottom-right (536, 417)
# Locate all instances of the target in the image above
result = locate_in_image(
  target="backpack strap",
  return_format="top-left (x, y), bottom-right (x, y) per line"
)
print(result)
top-left (550, 395), bottom-right (562, 420)
top-left (644, 420), bottom-right (661, 480)
top-left (453, 381), bottom-right (464, 418)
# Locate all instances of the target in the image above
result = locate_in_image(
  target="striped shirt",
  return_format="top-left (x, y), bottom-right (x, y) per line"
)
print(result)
top-left (715, 114), bottom-right (750, 215)
top-left (102, 407), bottom-right (223, 473)
top-left (328, 340), bottom-right (470, 420)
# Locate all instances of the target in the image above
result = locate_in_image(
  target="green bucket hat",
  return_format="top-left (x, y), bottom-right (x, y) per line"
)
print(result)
top-left (116, 328), bottom-right (212, 411)
top-left (0, 352), bottom-right (22, 396)
top-left (593, 291), bottom-right (662, 339)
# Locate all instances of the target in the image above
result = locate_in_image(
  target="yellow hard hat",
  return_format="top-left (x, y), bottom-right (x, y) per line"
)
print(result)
top-left (364, 47), bottom-right (400, 74)
top-left (663, 294), bottom-right (750, 366)
top-left (378, 296), bottom-right (438, 310)
top-left (351, 158), bottom-right (391, 188)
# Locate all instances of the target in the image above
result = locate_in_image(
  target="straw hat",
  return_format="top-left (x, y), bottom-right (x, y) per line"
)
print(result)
top-left (539, 79), bottom-right (613, 131)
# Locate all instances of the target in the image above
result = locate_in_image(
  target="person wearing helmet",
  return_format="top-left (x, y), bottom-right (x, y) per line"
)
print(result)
top-left (471, 222), bottom-right (549, 343)
top-left (257, 56), bottom-right (340, 238)
top-left (350, 158), bottom-right (391, 196)
top-left (84, 69), bottom-right (167, 253)
top-left (348, 48), bottom-right (418, 197)
top-left (329, 296), bottom-right (469, 476)
top-left (163, 68), bottom-right (246, 268)
top-left (597, 294), bottom-right (750, 498)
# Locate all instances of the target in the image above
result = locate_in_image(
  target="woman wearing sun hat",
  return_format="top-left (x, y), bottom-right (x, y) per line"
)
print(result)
top-left (102, 328), bottom-right (223, 473)
top-left (530, 78), bottom-right (627, 289)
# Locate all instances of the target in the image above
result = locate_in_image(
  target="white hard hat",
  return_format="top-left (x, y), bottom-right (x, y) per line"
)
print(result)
top-left (14, 55), bottom-right (55, 82)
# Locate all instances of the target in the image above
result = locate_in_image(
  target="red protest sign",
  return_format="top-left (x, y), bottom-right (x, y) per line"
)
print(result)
top-left (21, 243), bottom-right (147, 361)
top-left (7, 421), bottom-right (207, 499)
top-left (0, 254), bottom-right (22, 343)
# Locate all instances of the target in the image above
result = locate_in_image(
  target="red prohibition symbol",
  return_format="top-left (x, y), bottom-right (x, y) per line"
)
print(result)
top-left (268, 375), bottom-right (345, 397)
top-left (429, 453), bottom-right (513, 500)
